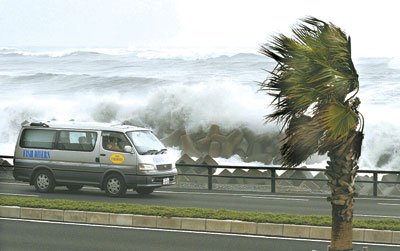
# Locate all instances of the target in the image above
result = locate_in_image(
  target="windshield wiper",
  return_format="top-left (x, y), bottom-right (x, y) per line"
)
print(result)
top-left (143, 149), bottom-right (158, 155)
top-left (157, 148), bottom-right (167, 154)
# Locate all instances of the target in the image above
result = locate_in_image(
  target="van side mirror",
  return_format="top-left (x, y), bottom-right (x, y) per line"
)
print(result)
top-left (123, 145), bottom-right (133, 153)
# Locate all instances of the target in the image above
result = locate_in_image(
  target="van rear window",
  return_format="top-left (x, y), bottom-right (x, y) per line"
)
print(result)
top-left (20, 129), bottom-right (57, 149)
top-left (20, 129), bottom-right (97, 152)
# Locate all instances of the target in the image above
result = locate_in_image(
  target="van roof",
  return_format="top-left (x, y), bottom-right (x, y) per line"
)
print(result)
top-left (24, 121), bottom-right (149, 133)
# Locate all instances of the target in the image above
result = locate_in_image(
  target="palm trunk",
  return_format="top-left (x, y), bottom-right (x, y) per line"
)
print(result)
top-left (326, 144), bottom-right (358, 251)
top-left (331, 204), bottom-right (353, 251)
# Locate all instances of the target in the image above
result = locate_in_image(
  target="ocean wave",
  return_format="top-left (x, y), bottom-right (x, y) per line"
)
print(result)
top-left (1, 73), bottom-right (171, 91)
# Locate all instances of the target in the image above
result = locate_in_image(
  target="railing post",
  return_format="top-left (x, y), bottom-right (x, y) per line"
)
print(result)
top-left (373, 172), bottom-right (378, 197)
top-left (208, 166), bottom-right (213, 190)
top-left (271, 169), bottom-right (276, 193)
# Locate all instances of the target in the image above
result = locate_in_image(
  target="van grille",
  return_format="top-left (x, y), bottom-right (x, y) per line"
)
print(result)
top-left (156, 164), bottom-right (172, 171)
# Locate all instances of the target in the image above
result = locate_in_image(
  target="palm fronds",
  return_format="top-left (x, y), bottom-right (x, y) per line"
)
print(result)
top-left (260, 17), bottom-right (362, 167)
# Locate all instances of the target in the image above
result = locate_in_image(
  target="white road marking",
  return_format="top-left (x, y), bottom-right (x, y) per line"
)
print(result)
top-left (156, 190), bottom-right (324, 199)
top-left (241, 195), bottom-right (309, 201)
top-left (378, 203), bottom-right (400, 206)
top-left (0, 192), bottom-right (38, 197)
top-left (355, 214), bottom-right (400, 219)
top-left (0, 182), bottom-right (29, 186)
top-left (1, 217), bottom-right (399, 248)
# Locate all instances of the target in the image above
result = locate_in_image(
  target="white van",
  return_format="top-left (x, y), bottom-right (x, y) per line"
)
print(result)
top-left (13, 121), bottom-right (177, 197)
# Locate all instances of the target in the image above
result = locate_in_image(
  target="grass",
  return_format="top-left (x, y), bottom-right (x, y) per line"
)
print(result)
top-left (1, 195), bottom-right (400, 231)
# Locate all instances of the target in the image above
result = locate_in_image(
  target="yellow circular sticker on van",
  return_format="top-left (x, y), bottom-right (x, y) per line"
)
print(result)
top-left (110, 154), bottom-right (125, 164)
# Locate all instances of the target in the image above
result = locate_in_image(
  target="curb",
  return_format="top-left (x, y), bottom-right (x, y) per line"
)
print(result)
top-left (1, 205), bottom-right (399, 244)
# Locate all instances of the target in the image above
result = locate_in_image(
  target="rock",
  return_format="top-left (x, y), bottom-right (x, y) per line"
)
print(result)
top-left (231, 169), bottom-right (248, 184)
top-left (382, 185), bottom-right (400, 196)
top-left (300, 181), bottom-right (321, 192)
top-left (233, 149), bottom-right (247, 159)
top-left (197, 124), bottom-right (221, 147)
top-left (201, 155), bottom-right (219, 166)
top-left (176, 154), bottom-right (196, 164)
top-left (181, 134), bottom-right (203, 158)
top-left (358, 183), bottom-right (384, 196)
top-left (208, 124), bottom-right (221, 137)
top-left (276, 180), bottom-right (293, 192)
top-left (376, 153), bottom-right (392, 167)
top-left (313, 172), bottom-right (329, 190)
top-left (209, 141), bottom-right (221, 158)
top-left (194, 155), bottom-right (218, 175)
top-left (221, 129), bottom-right (244, 158)
top-left (0, 159), bottom-right (12, 170)
top-left (245, 153), bottom-right (273, 165)
top-left (246, 168), bottom-right (268, 185)
top-left (161, 128), bottom-right (186, 147)
top-left (0, 159), bottom-right (13, 180)
top-left (289, 168), bottom-right (314, 186)
top-left (175, 154), bottom-right (197, 174)
top-left (214, 169), bottom-right (235, 184)
top-left (381, 174), bottom-right (400, 183)
top-left (179, 168), bottom-right (205, 183)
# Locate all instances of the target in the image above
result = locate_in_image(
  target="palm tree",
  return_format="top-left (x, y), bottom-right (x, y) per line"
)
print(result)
top-left (259, 17), bottom-right (364, 251)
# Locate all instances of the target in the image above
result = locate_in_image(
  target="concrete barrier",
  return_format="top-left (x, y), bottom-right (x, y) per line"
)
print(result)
top-left (86, 212), bottom-right (110, 225)
top-left (283, 224), bottom-right (310, 238)
top-left (257, 222), bottom-right (284, 236)
top-left (392, 231), bottom-right (400, 244)
top-left (206, 219), bottom-right (232, 233)
top-left (364, 229), bottom-right (393, 243)
top-left (64, 210), bottom-right (87, 223)
top-left (42, 209), bottom-right (64, 221)
top-left (132, 215), bottom-right (157, 228)
top-left (109, 213), bottom-right (133, 226)
top-left (21, 207), bottom-right (42, 220)
top-left (231, 220), bottom-right (257, 234)
top-left (181, 218), bottom-right (206, 231)
top-left (0, 205), bottom-right (20, 218)
top-left (309, 226), bottom-right (331, 240)
top-left (352, 228), bottom-right (365, 242)
top-left (157, 216), bottom-right (182, 229)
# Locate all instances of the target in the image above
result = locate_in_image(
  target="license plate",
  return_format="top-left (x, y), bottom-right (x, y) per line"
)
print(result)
top-left (163, 178), bottom-right (170, 185)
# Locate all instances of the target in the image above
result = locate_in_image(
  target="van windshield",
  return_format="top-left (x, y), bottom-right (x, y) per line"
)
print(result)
top-left (126, 131), bottom-right (166, 155)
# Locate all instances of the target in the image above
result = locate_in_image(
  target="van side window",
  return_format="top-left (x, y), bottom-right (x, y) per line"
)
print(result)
top-left (102, 132), bottom-right (130, 152)
top-left (20, 129), bottom-right (57, 149)
top-left (57, 131), bottom-right (97, 152)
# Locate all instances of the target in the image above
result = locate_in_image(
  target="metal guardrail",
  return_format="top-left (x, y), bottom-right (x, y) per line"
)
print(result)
top-left (176, 163), bottom-right (400, 197)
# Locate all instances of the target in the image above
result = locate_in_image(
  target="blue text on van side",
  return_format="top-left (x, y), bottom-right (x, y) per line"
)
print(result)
top-left (23, 150), bottom-right (51, 159)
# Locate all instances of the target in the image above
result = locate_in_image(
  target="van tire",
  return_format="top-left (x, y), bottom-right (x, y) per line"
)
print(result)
top-left (136, 187), bottom-right (154, 195)
top-left (104, 174), bottom-right (127, 197)
top-left (33, 170), bottom-right (55, 193)
top-left (66, 184), bottom-right (83, 191)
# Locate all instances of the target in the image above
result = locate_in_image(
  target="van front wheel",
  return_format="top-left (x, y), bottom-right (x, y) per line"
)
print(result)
top-left (104, 174), bottom-right (127, 197)
top-left (33, 170), bottom-right (55, 193)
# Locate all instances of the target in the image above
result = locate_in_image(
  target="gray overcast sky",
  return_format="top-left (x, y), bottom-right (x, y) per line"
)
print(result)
top-left (0, 0), bottom-right (399, 57)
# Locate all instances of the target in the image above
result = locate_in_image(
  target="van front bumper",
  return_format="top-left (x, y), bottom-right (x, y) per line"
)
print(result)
top-left (125, 174), bottom-right (177, 188)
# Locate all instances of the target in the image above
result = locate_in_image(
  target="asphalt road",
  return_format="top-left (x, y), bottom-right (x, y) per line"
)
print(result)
top-left (1, 218), bottom-right (399, 251)
top-left (1, 181), bottom-right (400, 219)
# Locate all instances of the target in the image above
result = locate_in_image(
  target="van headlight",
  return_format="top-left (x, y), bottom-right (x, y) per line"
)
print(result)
top-left (138, 163), bottom-right (156, 171)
